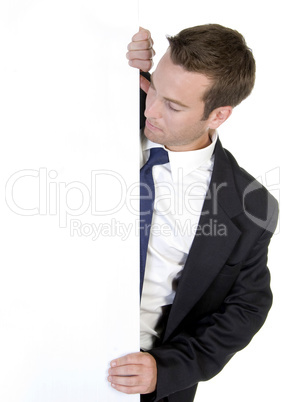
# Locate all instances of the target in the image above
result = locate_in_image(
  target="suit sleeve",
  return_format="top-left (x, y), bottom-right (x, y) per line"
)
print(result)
top-left (147, 200), bottom-right (278, 401)
top-left (140, 71), bottom-right (150, 130)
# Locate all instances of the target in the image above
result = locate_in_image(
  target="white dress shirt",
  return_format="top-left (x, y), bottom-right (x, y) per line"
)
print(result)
top-left (140, 131), bottom-right (217, 351)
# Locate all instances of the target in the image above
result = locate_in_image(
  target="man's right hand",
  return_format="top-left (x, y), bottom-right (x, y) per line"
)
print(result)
top-left (126, 27), bottom-right (154, 93)
top-left (126, 27), bottom-right (155, 72)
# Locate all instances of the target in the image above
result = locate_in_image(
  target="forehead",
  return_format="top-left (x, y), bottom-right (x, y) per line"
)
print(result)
top-left (153, 50), bottom-right (211, 104)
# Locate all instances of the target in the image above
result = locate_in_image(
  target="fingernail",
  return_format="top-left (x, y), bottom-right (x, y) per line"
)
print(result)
top-left (111, 361), bottom-right (117, 367)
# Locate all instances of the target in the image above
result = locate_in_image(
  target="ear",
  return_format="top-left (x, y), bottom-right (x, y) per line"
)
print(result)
top-left (208, 106), bottom-right (232, 129)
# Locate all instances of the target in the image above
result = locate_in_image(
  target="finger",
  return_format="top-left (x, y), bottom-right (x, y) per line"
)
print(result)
top-left (129, 59), bottom-right (152, 72)
top-left (110, 383), bottom-right (143, 395)
top-left (109, 374), bottom-right (151, 394)
top-left (127, 39), bottom-right (153, 52)
top-left (140, 75), bottom-right (151, 92)
top-left (132, 27), bottom-right (151, 42)
top-left (126, 51), bottom-right (154, 64)
top-left (127, 58), bottom-right (152, 72)
top-left (110, 352), bottom-right (143, 368)
top-left (126, 49), bottom-right (155, 61)
top-left (109, 364), bottom-right (144, 376)
top-left (108, 374), bottom-right (141, 387)
top-left (138, 27), bottom-right (154, 48)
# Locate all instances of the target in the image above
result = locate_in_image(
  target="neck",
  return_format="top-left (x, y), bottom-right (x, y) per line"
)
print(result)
top-left (165, 130), bottom-right (214, 152)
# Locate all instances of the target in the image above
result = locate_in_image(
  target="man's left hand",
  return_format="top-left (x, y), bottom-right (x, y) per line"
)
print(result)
top-left (108, 352), bottom-right (157, 394)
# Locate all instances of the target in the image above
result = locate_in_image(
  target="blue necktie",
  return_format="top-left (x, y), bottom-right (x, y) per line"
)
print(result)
top-left (140, 147), bottom-right (169, 296)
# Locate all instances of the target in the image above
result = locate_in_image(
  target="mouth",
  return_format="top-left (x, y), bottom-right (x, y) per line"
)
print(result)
top-left (145, 119), bottom-right (162, 132)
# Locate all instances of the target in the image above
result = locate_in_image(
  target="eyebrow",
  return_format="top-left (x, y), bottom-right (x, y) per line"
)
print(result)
top-left (150, 73), bottom-right (189, 109)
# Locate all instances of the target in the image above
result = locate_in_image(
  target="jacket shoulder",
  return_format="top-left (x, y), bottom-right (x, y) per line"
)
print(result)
top-left (221, 146), bottom-right (278, 233)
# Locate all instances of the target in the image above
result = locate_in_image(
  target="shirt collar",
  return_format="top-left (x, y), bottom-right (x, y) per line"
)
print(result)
top-left (141, 130), bottom-right (218, 179)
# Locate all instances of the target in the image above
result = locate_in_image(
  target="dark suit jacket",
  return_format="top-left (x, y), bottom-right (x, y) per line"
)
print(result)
top-left (140, 79), bottom-right (279, 402)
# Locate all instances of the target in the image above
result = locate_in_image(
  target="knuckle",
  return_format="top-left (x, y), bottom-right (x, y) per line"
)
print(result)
top-left (137, 41), bottom-right (150, 50)
top-left (147, 38), bottom-right (153, 47)
top-left (128, 42), bottom-right (135, 51)
top-left (140, 385), bottom-right (150, 395)
top-left (125, 354), bottom-right (132, 364)
top-left (125, 366), bottom-right (133, 375)
top-left (140, 354), bottom-right (148, 364)
top-left (132, 32), bottom-right (139, 41)
top-left (125, 376), bottom-right (136, 386)
top-left (141, 49), bottom-right (152, 59)
top-left (145, 39), bottom-right (152, 48)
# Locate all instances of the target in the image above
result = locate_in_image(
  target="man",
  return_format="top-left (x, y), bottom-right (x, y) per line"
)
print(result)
top-left (107, 25), bottom-right (278, 402)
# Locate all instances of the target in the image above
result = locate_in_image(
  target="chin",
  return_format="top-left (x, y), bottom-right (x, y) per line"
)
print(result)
top-left (144, 127), bottom-right (164, 145)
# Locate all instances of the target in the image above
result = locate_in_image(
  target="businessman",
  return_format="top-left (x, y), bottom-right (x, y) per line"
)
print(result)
top-left (108, 25), bottom-right (278, 402)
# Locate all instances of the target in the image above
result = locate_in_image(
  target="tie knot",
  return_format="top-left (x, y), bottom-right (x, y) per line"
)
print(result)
top-left (145, 147), bottom-right (169, 168)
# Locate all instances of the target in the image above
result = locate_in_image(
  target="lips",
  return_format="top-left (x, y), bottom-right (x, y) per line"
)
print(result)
top-left (146, 119), bottom-right (162, 131)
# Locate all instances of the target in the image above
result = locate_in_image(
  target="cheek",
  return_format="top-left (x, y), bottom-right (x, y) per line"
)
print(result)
top-left (145, 88), bottom-right (156, 111)
top-left (183, 113), bottom-right (204, 130)
top-left (145, 94), bottom-right (151, 112)
top-left (166, 114), bottom-right (188, 132)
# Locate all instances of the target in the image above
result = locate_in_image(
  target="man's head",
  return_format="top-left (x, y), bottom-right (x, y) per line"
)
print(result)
top-left (144, 24), bottom-right (255, 151)
top-left (167, 24), bottom-right (256, 119)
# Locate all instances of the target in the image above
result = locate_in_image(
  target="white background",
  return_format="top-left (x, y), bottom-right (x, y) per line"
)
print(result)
top-left (0, 0), bottom-right (283, 401)
top-left (139, 1), bottom-right (283, 401)
top-left (0, 1), bottom-right (140, 401)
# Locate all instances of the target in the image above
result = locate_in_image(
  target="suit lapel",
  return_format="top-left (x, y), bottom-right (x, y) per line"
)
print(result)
top-left (163, 139), bottom-right (243, 341)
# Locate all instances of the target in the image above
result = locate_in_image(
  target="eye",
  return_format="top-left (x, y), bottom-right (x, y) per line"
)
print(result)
top-left (166, 101), bottom-right (180, 112)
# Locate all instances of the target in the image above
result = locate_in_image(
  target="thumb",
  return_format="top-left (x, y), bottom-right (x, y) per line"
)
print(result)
top-left (140, 75), bottom-right (151, 94)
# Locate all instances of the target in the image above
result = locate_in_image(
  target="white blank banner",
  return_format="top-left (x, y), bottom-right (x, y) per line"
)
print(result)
top-left (0, 1), bottom-right (139, 401)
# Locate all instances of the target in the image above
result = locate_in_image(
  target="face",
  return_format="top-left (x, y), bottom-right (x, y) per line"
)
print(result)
top-left (144, 50), bottom-right (221, 151)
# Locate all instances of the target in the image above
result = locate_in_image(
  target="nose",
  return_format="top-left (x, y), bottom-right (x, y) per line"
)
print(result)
top-left (145, 94), bottom-right (162, 120)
